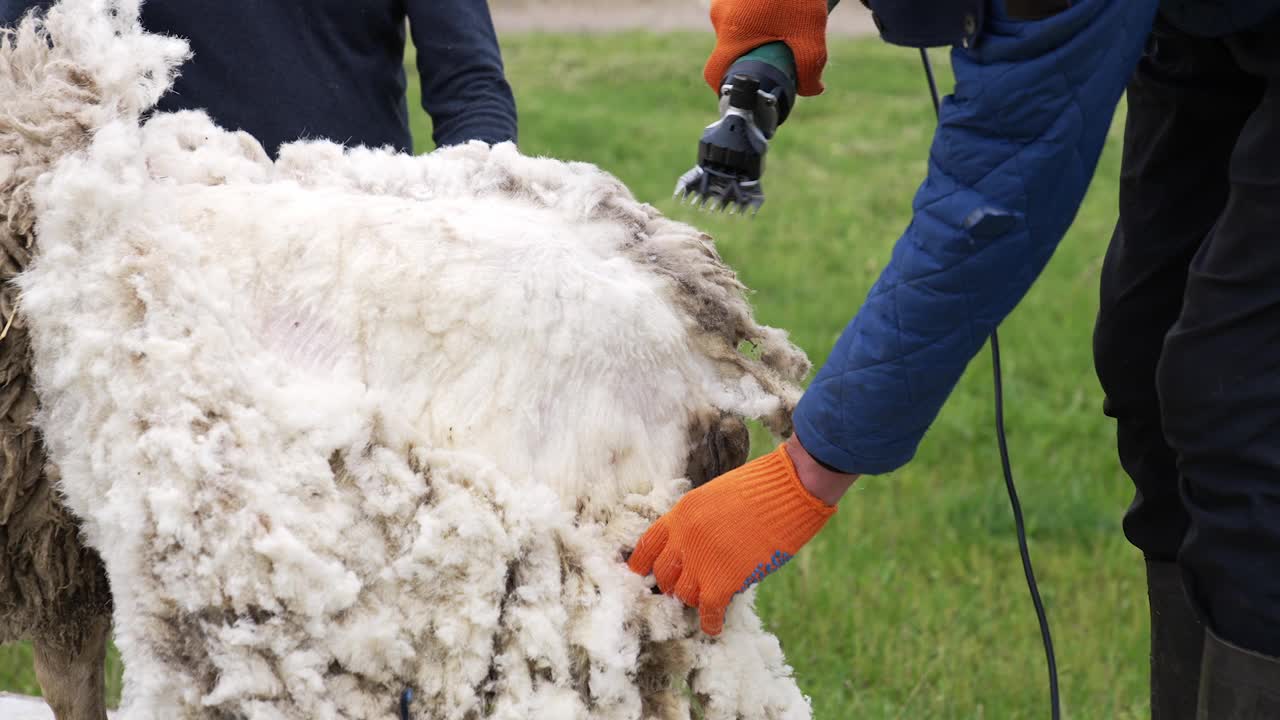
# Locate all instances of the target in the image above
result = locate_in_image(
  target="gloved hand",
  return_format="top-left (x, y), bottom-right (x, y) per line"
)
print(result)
top-left (627, 443), bottom-right (837, 635)
top-left (704, 0), bottom-right (830, 97)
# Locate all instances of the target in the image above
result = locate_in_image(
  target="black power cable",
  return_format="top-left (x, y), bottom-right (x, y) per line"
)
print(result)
top-left (918, 48), bottom-right (1061, 720)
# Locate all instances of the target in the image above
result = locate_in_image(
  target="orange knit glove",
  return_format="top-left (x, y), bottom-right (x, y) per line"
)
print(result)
top-left (627, 445), bottom-right (836, 635)
top-left (704, 0), bottom-right (830, 97)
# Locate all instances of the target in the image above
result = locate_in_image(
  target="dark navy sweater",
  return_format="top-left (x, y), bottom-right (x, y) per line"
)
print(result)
top-left (1, 0), bottom-right (517, 156)
top-left (1163, 0), bottom-right (1280, 34)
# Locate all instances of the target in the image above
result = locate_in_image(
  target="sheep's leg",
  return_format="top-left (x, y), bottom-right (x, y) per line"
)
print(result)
top-left (636, 639), bottom-right (693, 720)
top-left (33, 615), bottom-right (110, 720)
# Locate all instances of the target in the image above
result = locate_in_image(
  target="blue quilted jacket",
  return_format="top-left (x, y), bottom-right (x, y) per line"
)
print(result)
top-left (792, 0), bottom-right (1163, 475)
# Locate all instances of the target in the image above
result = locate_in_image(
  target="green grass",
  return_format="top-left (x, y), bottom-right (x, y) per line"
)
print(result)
top-left (2, 33), bottom-right (1146, 718)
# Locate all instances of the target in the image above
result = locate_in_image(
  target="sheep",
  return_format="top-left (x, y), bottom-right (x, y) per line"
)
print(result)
top-left (0, 2), bottom-right (189, 718)
top-left (5, 1), bottom-right (820, 718)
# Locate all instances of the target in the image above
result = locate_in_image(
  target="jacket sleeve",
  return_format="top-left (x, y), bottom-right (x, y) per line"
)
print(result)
top-left (791, 0), bottom-right (1160, 476)
top-left (406, 0), bottom-right (518, 148)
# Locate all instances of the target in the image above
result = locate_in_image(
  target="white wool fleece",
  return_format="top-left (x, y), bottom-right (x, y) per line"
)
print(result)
top-left (10, 2), bottom-right (821, 719)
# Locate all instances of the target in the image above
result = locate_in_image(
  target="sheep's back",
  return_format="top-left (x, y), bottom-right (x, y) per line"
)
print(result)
top-left (16, 113), bottom-right (815, 719)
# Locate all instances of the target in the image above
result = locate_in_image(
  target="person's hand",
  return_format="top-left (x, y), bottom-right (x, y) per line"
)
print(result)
top-left (704, 0), bottom-right (830, 97)
top-left (627, 435), bottom-right (856, 635)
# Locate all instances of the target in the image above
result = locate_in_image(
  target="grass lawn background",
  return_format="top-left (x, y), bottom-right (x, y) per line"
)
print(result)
top-left (1, 32), bottom-right (1147, 719)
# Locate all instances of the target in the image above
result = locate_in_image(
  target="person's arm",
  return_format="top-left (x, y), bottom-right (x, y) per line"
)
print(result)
top-left (405, 0), bottom-right (517, 148)
top-left (793, 0), bottom-right (1160, 476)
top-left (630, 0), bottom-right (1162, 635)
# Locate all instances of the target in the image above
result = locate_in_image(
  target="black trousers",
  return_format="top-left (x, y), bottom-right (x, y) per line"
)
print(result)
top-left (1094, 13), bottom-right (1280, 656)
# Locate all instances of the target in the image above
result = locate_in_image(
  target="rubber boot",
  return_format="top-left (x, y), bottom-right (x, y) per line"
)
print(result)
top-left (1197, 626), bottom-right (1280, 719)
top-left (1147, 560), bottom-right (1205, 719)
